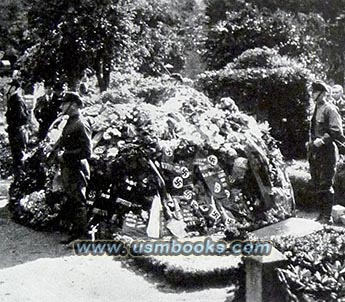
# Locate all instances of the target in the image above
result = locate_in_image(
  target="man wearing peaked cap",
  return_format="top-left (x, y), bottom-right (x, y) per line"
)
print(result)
top-left (311, 80), bottom-right (331, 94)
top-left (61, 91), bottom-right (83, 107)
top-left (57, 91), bottom-right (91, 244)
top-left (307, 80), bottom-right (343, 224)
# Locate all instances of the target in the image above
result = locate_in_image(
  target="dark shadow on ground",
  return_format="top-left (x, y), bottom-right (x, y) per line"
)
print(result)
top-left (0, 205), bottom-right (72, 269)
top-left (118, 257), bottom-right (238, 294)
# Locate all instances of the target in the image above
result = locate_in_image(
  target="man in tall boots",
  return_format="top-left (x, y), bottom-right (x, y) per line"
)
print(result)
top-left (56, 92), bottom-right (91, 243)
top-left (307, 80), bottom-right (344, 224)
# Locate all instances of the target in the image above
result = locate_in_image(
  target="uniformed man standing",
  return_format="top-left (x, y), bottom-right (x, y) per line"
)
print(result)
top-left (5, 79), bottom-right (29, 178)
top-left (57, 92), bottom-right (91, 243)
top-left (307, 81), bottom-right (344, 224)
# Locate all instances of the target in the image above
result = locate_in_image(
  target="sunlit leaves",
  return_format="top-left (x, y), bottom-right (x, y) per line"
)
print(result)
top-left (20, 0), bottom-right (200, 89)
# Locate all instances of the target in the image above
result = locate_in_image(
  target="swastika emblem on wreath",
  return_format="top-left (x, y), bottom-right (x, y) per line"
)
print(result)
top-left (165, 148), bottom-right (173, 157)
top-left (207, 155), bottom-right (218, 166)
top-left (225, 218), bottom-right (233, 226)
top-left (183, 190), bottom-right (193, 200)
top-left (228, 175), bottom-right (236, 184)
top-left (172, 176), bottom-right (184, 189)
top-left (214, 182), bottom-right (222, 193)
top-left (180, 167), bottom-right (190, 179)
top-left (224, 189), bottom-right (231, 198)
top-left (209, 209), bottom-right (221, 220)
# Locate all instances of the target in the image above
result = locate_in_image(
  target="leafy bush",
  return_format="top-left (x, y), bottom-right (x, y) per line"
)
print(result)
top-left (0, 130), bottom-right (12, 179)
top-left (273, 227), bottom-right (345, 302)
top-left (286, 160), bottom-right (316, 209)
top-left (286, 158), bottom-right (345, 208)
top-left (196, 47), bottom-right (313, 159)
top-left (334, 157), bottom-right (345, 207)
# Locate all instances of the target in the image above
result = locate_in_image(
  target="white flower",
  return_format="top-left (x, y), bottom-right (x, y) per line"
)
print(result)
top-left (103, 131), bottom-right (112, 140)
top-left (107, 147), bottom-right (119, 158)
top-left (94, 146), bottom-right (106, 155)
top-left (20, 196), bottom-right (29, 209)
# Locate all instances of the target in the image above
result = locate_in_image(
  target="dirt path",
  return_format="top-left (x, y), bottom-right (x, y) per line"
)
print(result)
top-left (0, 204), bottom-right (233, 302)
top-left (0, 205), bottom-right (71, 269)
top-left (0, 256), bottom-right (232, 302)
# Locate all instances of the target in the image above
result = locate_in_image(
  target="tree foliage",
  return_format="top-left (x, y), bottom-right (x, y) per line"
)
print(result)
top-left (250, 0), bottom-right (345, 84)
top-left (326, 13), bottom-right (345, 83)
top-left (204, 2), bottom-right (324, 76)
top-left (205, 0), bottom-right (345, 24)
top-left (18, 0), bottom-right (200, 91)
top-left (0, 0), bottom-right (30, 65)
top-left (204, 0), bottom-right (345, 84)
top-left (249, 0), bottom-right (345, 21)
top-left (21, 0), bottom-right (134, 91)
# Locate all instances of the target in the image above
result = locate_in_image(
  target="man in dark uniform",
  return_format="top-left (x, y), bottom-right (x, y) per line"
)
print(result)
top-left (307, 80), bottom-right (344, 224)
top-left (34, 83), bottom-right (61, 140)
top-left (57, 92), bottom-right (91, 243)
top-left (5, 79), bottom-right (29, 178)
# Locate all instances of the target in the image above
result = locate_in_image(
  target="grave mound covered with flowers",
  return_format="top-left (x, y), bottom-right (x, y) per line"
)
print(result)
top-left (8, 82), bottom-right (295, 239)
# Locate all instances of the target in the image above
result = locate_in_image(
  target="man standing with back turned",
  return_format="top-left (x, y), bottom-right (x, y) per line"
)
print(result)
top-left (307, 80), bottom-right (343, 224)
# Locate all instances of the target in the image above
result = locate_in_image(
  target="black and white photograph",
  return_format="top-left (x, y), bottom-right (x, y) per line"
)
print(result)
top-left (0, 0), bottom-right (345, 301)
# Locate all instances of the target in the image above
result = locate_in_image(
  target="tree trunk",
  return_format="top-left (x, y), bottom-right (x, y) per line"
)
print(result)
top-left (94, 55), bottom-right (110, 92)
top-left (97, 74), bottom-right (107, 92)
top-left (102, 60), bottom-right (110, 92)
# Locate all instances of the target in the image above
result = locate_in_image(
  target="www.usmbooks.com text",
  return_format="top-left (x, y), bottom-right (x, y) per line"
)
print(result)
top-left (73, 238), bottom-right (272, 257)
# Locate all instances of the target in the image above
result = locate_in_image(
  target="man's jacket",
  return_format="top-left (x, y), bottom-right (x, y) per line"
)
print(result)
top-left (5, 92), bottom-right (29, 129)
top-left (60, 113), bottom-right (91, 164)
top-left (34, 93), bottom-right (61, 125)
top-left (310, 100), bottom-right (344, 145)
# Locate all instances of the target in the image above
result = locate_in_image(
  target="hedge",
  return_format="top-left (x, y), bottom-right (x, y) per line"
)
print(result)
top-left (196, 48), bottom-right (313, 159)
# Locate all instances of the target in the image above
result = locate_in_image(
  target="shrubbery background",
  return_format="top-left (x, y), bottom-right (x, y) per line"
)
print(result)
top-left (197, 48), bottom-right (312, 159)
